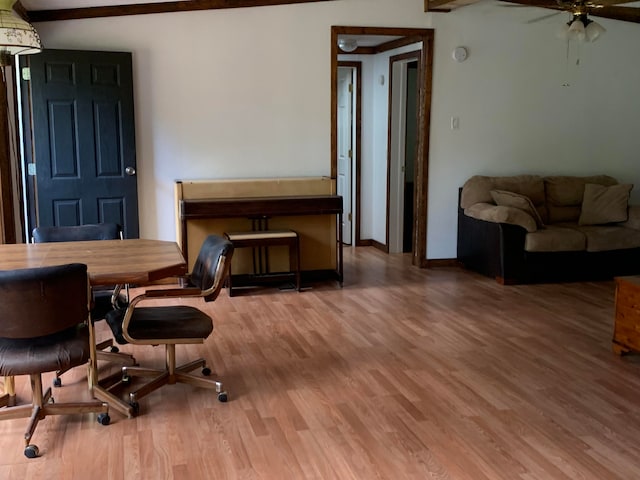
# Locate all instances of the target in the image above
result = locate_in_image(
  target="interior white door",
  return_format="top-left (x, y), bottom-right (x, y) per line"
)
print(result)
top-left (337, 67), bottom-right (354, 245)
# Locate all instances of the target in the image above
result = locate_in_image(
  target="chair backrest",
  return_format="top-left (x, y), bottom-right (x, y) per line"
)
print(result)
top-left (0, 263), bottom-right (88, 339)
top-left (190, 235), bottom-right (234, 302)
top-left (32, 223), bottom-right (121, 243)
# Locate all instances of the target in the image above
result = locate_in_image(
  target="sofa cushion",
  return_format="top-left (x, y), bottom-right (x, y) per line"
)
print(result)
top-left (465, 203), bottom-right (537, 233)
top-left (490, 190), bottom-right (545, 228)
top-left (524, 225), bottom-right (586, 252)
top-left (574, 225), bottom-right (640, 252)
top-left (461, 175), bottom-right (545, 210)
top-left (578, 183), bottom-right (633, 225)
top-left (544, 175), bottom-right (618, 224)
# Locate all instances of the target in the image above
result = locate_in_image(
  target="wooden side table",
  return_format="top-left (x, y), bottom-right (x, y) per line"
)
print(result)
top-left (613, 276), bottom-right (640, 355)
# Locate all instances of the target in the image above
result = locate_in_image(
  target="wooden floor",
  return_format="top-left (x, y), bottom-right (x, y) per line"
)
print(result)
top-left (1, 247), bottom-right (640, 479)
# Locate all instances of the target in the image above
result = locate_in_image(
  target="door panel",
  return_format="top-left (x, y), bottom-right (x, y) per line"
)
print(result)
top-left (24, 49), bottom-right (139, 238)
top-left (337, 66), bottom-right (353, 245)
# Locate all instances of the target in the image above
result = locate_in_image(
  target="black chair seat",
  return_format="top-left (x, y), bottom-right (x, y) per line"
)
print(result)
top-left (106, 306), bottom-right (213, 344)
top-left (0, 325), bottom-right (90, 377)
top-left (91, 290), bottom-right (127, 321)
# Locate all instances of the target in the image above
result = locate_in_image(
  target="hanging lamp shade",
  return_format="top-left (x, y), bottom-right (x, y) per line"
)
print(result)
top-left (567, 18), bottom-right (586, 41)
top-left (0, 0), bottom-right (42, 66)
top-left (585, 20), bottom-right (606, 42)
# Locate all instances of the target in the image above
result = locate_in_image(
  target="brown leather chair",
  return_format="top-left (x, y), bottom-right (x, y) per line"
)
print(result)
top-left (105, 235), bottom-right (234, 414)
top-left (32, 223), bottom-right (136, 386)
top-left (0, 263), bottom-right (110, 458)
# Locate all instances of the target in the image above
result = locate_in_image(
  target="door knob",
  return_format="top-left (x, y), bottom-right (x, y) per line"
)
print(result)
top-left (125, 166), bottom-right (136, 176)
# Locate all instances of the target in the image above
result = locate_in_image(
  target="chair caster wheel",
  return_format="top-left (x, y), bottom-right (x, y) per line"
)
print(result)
top-left (24, 444), bottom-right (39, 458)
top-left (53, 377), bottom-right (62, 388)
top-left (110, 346), bottom-right (120, 353)
top-left (218, 391), bottom-right (228, 403)
top-left (202, 367), bottom-right (211, 376)
top-left (97, 413), bottom-right (111, 425)
top-left (129, 402), bottom-right (140, 416)
top-left (121, 374), bottom-right (131, 384)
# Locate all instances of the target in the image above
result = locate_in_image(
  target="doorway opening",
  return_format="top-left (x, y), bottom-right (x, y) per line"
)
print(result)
top-left (388, 53), bottom-right (420, 254)
top-left (331, 26), bottom-right (434, 267)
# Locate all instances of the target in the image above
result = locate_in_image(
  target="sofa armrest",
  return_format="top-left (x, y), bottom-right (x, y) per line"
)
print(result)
top-left (464, 203), bottom-right (538, 233)
top-left (620, 205), bottom-right (640, 230)
top-left (457, 202), bottom-right (529, 283)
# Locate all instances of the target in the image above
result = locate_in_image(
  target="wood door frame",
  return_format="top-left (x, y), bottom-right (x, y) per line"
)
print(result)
top-left (337, 60), bottom-right (362, 246)
top-left (331, 26), bottom-right (434, 267)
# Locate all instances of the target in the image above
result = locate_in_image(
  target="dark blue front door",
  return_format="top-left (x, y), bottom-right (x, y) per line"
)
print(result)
top-left (24, 49), bottom-right (139, 238)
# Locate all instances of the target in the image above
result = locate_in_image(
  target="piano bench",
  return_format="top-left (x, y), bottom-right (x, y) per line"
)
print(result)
top-left (223, 230), bottom-right (301, 296)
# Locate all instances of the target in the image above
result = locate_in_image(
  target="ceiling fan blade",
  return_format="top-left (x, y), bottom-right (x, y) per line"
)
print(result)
top-left (590, 5), bottom-right (640, 23)
top-left (497, 0), bottom-right (565, 9)
top-left (591, 0), bottom-right (640, 6)
top-left (526, 10), bottom-right (563, 22)
top-left (498, 0), bottom-right (640, 23)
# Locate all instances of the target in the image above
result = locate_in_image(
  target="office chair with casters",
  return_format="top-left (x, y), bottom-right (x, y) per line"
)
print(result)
top-left (0, 263), bottom-right (110, 459)
top-left (32, 223), bottom-right (135, 387)
top-left (105, 235), bottom-right (234, 414)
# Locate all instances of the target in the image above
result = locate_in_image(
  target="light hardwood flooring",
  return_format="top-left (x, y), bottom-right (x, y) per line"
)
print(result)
top-left (1, 246), bottom-right (639, 479)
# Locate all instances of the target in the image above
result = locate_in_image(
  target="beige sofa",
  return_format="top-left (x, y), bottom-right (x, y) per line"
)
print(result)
top-left (457, 174), bottom-right (640, 284)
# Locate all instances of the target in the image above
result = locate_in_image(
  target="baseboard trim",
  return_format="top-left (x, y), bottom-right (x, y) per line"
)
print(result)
top-left (229, 269), bottom-right (340, 290)
top-left (425, 258), bottom-right (460, 268)
top-left (371, 240), bottom-right (388, 253)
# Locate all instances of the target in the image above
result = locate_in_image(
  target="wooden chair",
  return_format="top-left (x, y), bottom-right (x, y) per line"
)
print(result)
top-left (0, 263), bottom-right (110, 458)
top-left (105, 235), bottom-right (234, 414)
top-left (32, 223), bottom-right (136, 386)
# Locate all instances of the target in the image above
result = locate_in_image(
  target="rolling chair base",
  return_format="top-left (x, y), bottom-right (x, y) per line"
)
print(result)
top-left (53, 339), bottom-right (137, 387)
top-left (120, 344), bottom-right (228, 412)
top-left (0, 373), bottom-right (110, 458)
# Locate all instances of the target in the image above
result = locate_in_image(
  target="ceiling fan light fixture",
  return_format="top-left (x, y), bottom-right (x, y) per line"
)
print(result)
top-left (338, 38), bottom-right (358, 53)
top-left (0, 0), bottom-right (42, 66)
top-left (585, 20), bottom-right (606, 42)
top-left (567, 18), bottom-right (586, 41)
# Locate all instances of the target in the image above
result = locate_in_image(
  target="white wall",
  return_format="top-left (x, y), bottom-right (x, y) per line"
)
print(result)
top-left (427, 2), bottom-right (640, 258)
top-left (32, 0), bottom-right (640, 260)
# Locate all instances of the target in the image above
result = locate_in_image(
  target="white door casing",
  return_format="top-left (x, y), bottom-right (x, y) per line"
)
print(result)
top-left (389, 60), bottom-right (409, 254)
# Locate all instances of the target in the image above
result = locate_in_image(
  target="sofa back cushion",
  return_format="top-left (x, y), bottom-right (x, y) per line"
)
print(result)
top-left (578, 183), bottom-right (632, 225)
top-left (544, 175), bottom-right (618, 224)
top-left (460, 175), bottom-right (545, 211)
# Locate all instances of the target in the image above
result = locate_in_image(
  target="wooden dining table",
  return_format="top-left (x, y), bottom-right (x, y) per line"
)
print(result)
top-left (0, 238), bottom-right (188, 417)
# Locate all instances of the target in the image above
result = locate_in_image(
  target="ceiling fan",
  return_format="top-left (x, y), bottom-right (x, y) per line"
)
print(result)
top-left (499, 0), bottom-right (640, 24)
